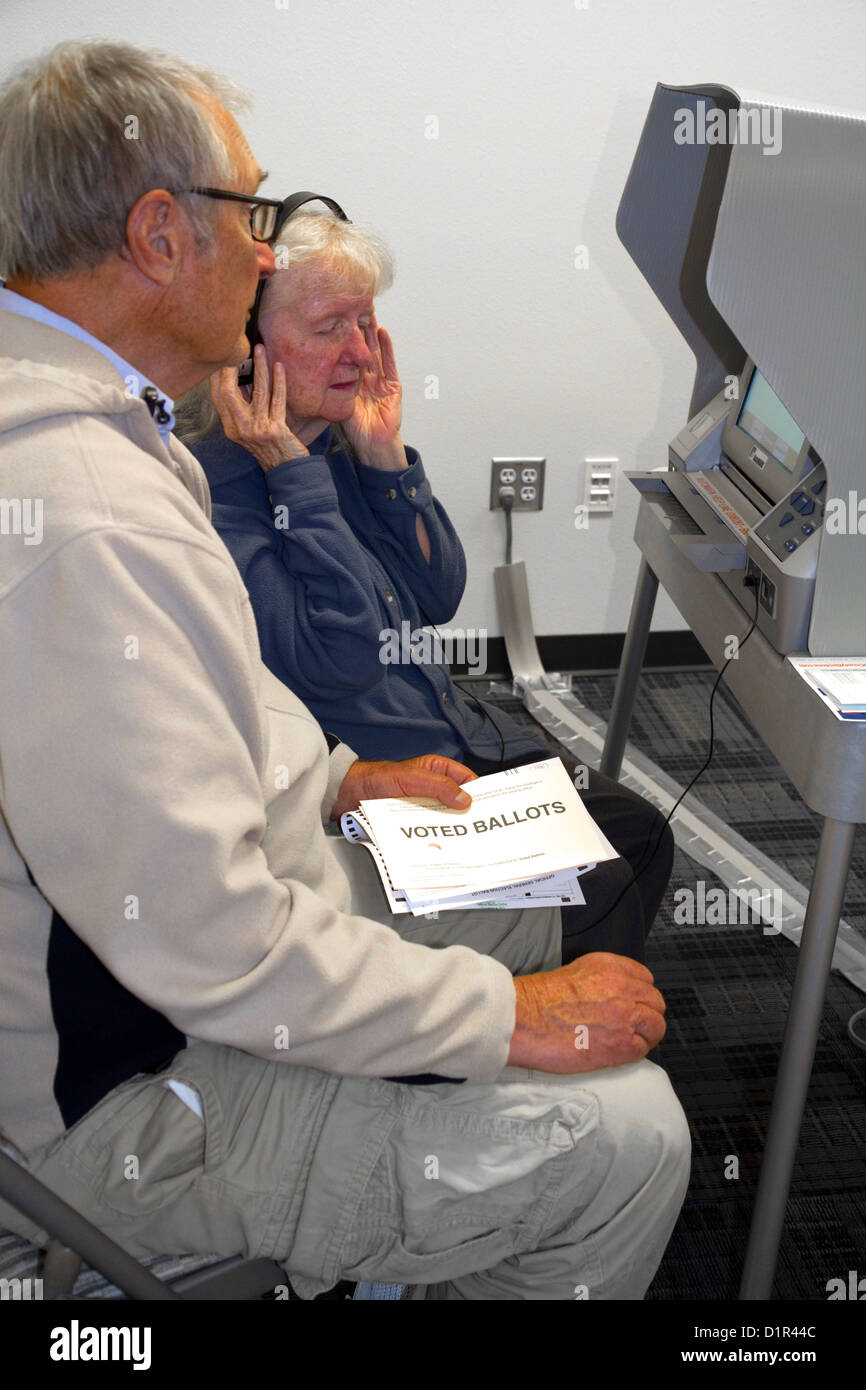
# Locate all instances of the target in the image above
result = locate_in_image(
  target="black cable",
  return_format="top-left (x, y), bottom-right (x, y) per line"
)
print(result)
top-left (569, 576), bottom-right (763, 938)
top-left (469, 689), bottom-right (508, 766)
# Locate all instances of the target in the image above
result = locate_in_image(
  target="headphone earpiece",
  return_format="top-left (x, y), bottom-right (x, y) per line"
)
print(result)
top-left (240, 192), bottom-right (350, 383)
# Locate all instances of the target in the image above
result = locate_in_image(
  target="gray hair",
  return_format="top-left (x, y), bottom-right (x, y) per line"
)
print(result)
top-left (173, 378), bottom-right (221, 447)
top-left (0, 39), bottom-right (249, 280)
top-left (176, 211), bottom-right (396, 445)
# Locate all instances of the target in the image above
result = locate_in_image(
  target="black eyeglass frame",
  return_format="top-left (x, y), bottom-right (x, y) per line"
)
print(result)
top-left (183, 186), bottom-right (286, 242)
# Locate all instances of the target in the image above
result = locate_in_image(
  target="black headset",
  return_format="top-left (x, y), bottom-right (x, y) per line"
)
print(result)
top-left (240, 191), bottom-right (350, 383)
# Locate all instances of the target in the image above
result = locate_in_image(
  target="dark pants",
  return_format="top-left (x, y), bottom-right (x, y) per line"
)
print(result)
top-left (460, 750), bottom-right (673, 967)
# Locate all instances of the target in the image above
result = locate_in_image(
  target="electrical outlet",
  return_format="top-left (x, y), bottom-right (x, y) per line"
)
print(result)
top-left (491, 458), bottom-right (545, 510)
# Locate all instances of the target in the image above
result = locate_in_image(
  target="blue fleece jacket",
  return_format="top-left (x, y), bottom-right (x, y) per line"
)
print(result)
top-left (192, 426), bottom-right (544, 764)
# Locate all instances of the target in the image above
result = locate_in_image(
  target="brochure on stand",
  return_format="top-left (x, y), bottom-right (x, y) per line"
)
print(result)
top-left (788, 657), bottom-right (866, 720)
top-left (340, 757), bottom-right (619, 915)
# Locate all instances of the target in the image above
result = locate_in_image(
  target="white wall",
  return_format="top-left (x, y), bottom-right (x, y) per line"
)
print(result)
top-left (4, 0), bottom-right (865, 641)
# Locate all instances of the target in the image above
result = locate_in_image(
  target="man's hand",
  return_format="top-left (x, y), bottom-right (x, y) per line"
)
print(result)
top-left (331, 754), bottom-right (477, 819)
top-left (342, 320), bottom-right (407, 472)
top-left (508, 952), bottom-right (667, 1073)
top-left (210, 345), bottom-right (310, 472)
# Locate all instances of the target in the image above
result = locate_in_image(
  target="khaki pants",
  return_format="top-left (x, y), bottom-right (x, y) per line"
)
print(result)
top-left (5, 1042), bottom-right (689, 1300)
top-left (3, 881), bottom-right (690, 1298)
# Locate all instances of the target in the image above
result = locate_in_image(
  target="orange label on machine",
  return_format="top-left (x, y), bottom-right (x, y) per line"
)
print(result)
top-left (692, 473), bottom-right (751, 542)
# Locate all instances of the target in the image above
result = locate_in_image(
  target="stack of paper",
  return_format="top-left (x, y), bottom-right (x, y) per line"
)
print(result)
top-left (340, 757), bottom-right (619, 915)
top-left (788, 657), bottom-right (866, 720)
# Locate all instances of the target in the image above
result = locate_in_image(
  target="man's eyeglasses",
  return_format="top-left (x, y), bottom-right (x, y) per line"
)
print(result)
top-left (181, 187), bottom-right (285, 243)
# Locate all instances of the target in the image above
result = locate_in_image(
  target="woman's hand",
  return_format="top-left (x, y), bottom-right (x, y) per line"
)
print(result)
top-left (343, 320), bottom-right (408, 471)
top-left (210, 344), bottom-right (310, 472)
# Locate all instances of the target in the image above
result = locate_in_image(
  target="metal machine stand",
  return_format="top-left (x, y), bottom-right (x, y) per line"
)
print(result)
top-left (740, 818), bottom-right (856, 1299)
top-left (603, 490), bottom-right (866, 1299)
top-left (599, 558), bottom-right (658, 781)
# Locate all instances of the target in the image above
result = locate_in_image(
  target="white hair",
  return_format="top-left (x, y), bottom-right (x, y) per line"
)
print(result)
top-left (0, 38), bottom-right (249, 279)
top-left (258, 209), bottom-right (395, 321)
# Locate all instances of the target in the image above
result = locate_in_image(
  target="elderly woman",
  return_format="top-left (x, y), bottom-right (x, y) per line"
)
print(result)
top-left (187, 208), bottom-right (542, 768)
top-left (184, 205), bottom-right (672, 961)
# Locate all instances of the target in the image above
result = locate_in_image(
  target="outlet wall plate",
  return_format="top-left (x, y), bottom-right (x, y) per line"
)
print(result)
top-left (490, 458), bottom-right (545, 510)
top-left (583, 457), bottom-right (617, 512)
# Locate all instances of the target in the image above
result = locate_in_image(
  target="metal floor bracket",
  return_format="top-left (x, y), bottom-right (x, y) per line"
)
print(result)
top-left (494, 562), bottom-right (571, 694)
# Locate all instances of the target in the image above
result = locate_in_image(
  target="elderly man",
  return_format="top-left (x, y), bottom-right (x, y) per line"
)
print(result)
top-left (0, 38), bottom-right (689, 1300)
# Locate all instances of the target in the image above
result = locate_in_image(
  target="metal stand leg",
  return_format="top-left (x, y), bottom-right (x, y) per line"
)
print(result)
top-left (600, 558), bottom-right (659, 780)
top-left (739, 816), bottom-right (856, 1300)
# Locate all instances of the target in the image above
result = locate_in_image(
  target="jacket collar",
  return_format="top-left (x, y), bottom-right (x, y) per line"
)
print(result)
top-left (0, 307), bottom-right (210, 514)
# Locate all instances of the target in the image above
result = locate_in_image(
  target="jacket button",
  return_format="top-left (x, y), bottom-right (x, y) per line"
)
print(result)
top-left (442, 692), bottom-right (450, 704)
top-left (385, 488), bottom-right (397, 500)
top-left (407, 485), bottom-right (417, 498)
top-left (384, 590), bottom-right (394, 602)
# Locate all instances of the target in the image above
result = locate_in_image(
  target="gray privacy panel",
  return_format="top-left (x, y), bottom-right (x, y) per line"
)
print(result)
top-left (616, 83), bottom-right (746, 417)
top-left (705, 96), bottom-right (866, 654)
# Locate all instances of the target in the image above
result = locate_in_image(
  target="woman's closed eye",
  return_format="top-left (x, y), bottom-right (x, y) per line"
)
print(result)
top-left (317, 317), bottom-right (372, 337)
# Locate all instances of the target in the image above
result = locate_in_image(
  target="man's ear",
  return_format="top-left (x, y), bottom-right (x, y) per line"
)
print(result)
top-left (122, 189), bottom-right (189, 286)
